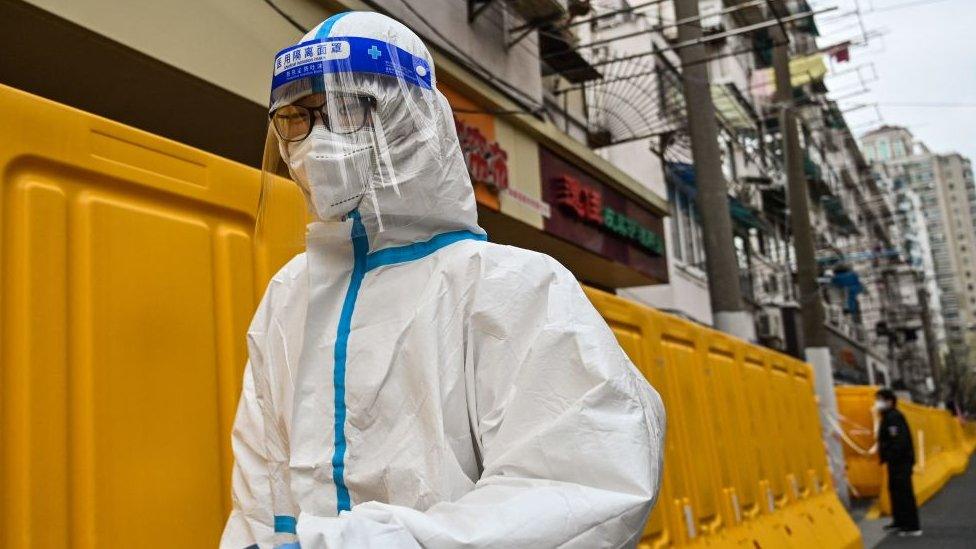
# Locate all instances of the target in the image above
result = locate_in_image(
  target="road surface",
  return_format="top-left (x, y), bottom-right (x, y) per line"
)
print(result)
top-left (858, 454), bottom-right (976, 548)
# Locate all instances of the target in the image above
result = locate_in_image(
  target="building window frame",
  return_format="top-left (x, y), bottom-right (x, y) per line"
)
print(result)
top-left (667, 182), bottom-right (707, 272)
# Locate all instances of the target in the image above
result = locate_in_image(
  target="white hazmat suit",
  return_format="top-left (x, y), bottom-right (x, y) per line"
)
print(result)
top-left (222, 11), bottom-right (665, 549)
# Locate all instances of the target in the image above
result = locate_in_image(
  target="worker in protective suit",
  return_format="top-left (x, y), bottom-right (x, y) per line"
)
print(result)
top-left (222, 11), bottom-right (665, 548)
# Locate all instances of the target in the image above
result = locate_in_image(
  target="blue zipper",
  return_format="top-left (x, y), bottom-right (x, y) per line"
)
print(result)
top-left (331, 211), bottom-right (368, 512)
top-left (329, 216), bottom-right (486, 514)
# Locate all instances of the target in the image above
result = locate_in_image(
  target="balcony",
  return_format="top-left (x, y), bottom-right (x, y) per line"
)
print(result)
top-left (468, 0), bottom-right (602, 83)
top-left (821, 195), bottom-right (859, 236)
top-left (538, 23), bottom-right (602, 83)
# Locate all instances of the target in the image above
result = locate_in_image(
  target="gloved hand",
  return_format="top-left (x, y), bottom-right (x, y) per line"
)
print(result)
top-left (296, 511), bottom-right (422, 549)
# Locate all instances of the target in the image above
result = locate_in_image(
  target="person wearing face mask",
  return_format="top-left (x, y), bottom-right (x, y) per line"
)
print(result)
top-left (875, 389), bottom-right (921, 537)
top-left (220, 11), bottom-right (665, 549)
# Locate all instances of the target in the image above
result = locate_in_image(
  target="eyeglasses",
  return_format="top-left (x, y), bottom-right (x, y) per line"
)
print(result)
top-left (270, 93), bottom-right (376, 142)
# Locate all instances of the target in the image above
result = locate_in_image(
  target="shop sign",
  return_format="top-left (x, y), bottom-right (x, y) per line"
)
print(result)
top-left (503, 186), bottom-right (551, 218)
top-left (455, 117), bottom-right (508, 192)
top-left (553, 175), bottom-right (665, 255)
top-left (540, 145), bottom-right (668, 283)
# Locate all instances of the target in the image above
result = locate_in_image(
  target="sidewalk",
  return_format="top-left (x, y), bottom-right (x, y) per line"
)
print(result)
top-left (857, 454), bottom-right (976, 548)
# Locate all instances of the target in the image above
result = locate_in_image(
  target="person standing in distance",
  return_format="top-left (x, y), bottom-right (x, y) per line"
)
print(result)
top-left (876, 389), bottom-right (921, 537)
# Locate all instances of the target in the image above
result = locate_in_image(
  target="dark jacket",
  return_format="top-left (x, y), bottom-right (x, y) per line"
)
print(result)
top-left (878, 407), bottom-right (915, 466)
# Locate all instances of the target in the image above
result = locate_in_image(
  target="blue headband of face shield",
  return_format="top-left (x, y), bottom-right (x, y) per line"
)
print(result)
top-left (270, 36), bottom-right (433, 107)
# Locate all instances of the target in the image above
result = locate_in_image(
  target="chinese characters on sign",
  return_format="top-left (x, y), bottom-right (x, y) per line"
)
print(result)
top-left (552, 175), bottom-right (665, 255)
top-left (553, 175), bottom-right (602, 223)
top-left (274, 40), bottom-right (351, 76)
top-left (540, 145), bottom-right (668, 283)
top-left (454, 117), bottom-right (509, 192)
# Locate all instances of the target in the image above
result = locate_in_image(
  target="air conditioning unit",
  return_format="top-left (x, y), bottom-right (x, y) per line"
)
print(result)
top-left (699, 0), bottom-right (726, 32)
top-left (757, 307), bottom-right (785, 345)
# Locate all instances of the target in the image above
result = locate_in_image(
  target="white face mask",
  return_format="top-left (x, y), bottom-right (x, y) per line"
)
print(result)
top-left (285, 126), bottom-right (373, 221)
top-left (873, 400), bottom-right (889, 411)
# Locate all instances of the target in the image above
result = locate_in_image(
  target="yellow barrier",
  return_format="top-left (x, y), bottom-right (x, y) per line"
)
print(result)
top-left (586, 288), bottom-right (861, 549)
top-left (835, 386), bottom-right (976, 515)
top-left (0, 84), bottom-right (860, 548)
top-left (0, 84), bottom-right (298, 548)
top-left (836, 386), bottom-right (884, 497)
top-left (965, 422), bottom-right (976, 454)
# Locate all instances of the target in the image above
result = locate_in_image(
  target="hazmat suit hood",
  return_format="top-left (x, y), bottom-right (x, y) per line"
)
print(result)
top-left (260, 11), bottom-right (484, 254)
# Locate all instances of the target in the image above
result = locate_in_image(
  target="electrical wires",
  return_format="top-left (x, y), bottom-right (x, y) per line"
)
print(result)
top-left (261, 0), bottom-right (307, 34)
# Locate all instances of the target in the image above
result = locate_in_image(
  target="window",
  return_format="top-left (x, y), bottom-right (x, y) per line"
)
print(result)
top-left (879, 141), bottom-right (891, 160)
top-left (894, 140), bottom-right (906, 158)
top-left (720, 137), bottom-right (736, 183)
top-left (668, 183), bottom-right (706, 271)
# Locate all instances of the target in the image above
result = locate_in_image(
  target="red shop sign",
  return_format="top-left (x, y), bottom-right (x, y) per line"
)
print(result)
top-left (454, 117), bottom-right (509, 191)
top-left (553, 174), bottom-right (604, 224)
top-left (552, 174), bottom-right (665, 256)
top-left (540, 145), bottom-right (668, 283)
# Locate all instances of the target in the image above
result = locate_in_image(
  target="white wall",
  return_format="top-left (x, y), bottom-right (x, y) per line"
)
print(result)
top-left (25, 0), bottom-right (543, 108)
top-left (584, 10), bottom-right (713, 325)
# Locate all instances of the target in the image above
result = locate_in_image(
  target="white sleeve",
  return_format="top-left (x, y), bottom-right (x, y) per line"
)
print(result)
top-left (221, 360), bottom-right (275, 549)
top-left (296, 254), bottom-right (666, 548)
top-left (222, 262), bottom-right (301, 549)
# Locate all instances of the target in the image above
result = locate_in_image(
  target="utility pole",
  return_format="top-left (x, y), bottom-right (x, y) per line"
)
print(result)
top-left (674, 0), bottom-right (756, 341)
top-left (917, 283), bottom-right (942, 403)
top-left (769, 22), bottom-right (849, 504)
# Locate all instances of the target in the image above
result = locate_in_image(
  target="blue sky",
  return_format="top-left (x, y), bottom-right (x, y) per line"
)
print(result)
top-left (812, 0), bottom-right (976, 160)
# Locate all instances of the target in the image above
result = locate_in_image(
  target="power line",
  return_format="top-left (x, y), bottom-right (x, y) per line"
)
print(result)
top-left (878, 102), bottom-right (976, 108)
top-left (261, 0), bottom-right (307, 34)
top-left (869, 0), bottom-right (953, 13)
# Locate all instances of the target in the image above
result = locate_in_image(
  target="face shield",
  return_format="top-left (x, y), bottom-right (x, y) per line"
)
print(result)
top-left (258, 24), bottom-right (446, 257)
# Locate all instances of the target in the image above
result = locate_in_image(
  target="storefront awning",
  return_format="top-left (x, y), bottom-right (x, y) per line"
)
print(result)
top-left (666, 162), bottom-right (770, 231)
top-left (730, 197), bottom-right (770, 231)
top-left (666, 161), bottom-right (697, 198)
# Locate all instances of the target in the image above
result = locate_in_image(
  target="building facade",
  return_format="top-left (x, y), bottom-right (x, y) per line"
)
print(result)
top-left (5, 0), bottom-right (678, 295)
top-left (6, 0), bottom-right (937, 394)
top-left (862, 126), bottom-right (976, 372)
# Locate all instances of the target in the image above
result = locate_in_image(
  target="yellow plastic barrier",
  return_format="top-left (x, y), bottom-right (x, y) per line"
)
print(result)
top-left (835, 386), bottom-right (883, 497)
top-left (835, 386), bottom-right (976, 515)
top-left (586, 288), bottom-right (861, 549)
top-left (0, 84), bottom-right (299, 548)
top-left (964, 422), bottom-right (976, 454)
top-left (0, 84), bottom-right (861, 548)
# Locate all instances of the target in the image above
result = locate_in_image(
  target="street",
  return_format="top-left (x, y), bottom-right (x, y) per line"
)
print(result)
top-left (859, 455), bottom-right (976, 548)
